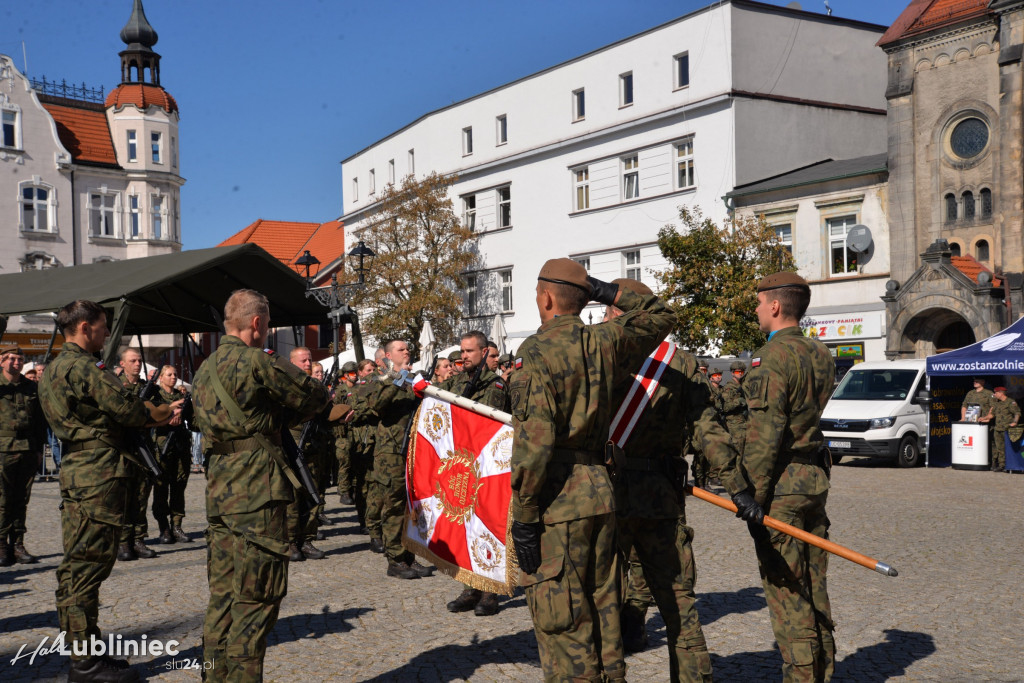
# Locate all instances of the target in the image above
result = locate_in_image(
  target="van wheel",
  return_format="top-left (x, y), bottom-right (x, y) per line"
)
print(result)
top-left (897, 435), bottom-right (920, 468)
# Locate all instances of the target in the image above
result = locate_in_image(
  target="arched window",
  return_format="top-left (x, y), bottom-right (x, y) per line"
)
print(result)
top-left (976, 239), bottom-right (989, 261)
top-left (950, 242), bottom-right (962, 256)
top-left (945, 193), bottom-right (957, 222)
top-left (962, 191), bottom-right (975, 220)
top-left (980, 188), bottom-right (993, 219)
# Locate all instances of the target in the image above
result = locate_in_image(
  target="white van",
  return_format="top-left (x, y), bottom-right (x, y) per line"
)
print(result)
top-left (820, 359), bottom-right (929, 467)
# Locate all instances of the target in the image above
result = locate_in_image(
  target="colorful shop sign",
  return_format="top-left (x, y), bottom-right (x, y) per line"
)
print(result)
top-left (801, 311), bottom-right (883, 341)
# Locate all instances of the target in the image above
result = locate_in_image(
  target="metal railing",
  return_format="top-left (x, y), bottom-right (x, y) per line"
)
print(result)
top-left (30, 76), bottom-right (105, 103)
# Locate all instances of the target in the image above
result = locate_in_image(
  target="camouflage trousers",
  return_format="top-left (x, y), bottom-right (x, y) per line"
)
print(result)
top-left (204, 503), bottom-right (289, 683)
top-left (152, 444), bottom-right (191, 528)
top-left (285, 449), bottom-right (326, 544)
top-left (618, 515), bottom-right (712, 682)
top-left (372, 451), bottom-right (411, 562)
top-left (363, 453), bottom-right (382, 541)
top-left (992, 430), bottom-right (1007, 471)
top-left (623, 547), bottom-right (652, 608)
top-left (119, 468), bottom-right (152, 543)
top-left (56, 478), bottom-right (127, 659)
top-left (758, 492), bottom-right (835, 683)
top-left (336, 439), bottom-right (353, 496)
top-left (0, 449), bottom-right (39, 544)
top-left (349, 449), bottom-right (371, 528)
top-left (522, 513), bottom-right (624, 683)
top-left (690, 452), bottom-right (710, 488)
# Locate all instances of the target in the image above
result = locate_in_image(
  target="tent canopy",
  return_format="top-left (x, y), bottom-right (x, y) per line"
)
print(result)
top-left (0, 244), bottom-right (329, 335)
top-left (926, 315), bottom-right (1024, 376)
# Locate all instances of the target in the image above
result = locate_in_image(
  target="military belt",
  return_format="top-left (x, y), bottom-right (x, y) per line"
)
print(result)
top-left (65, 438), bottom-right (118, 454)
top-left (0, 429), bottom-right (30, 438)
top-left (550, 448), bottom-right (604, 466)
top-left (621, 456), bottom-right (672, 473)
top-left (209, 433), bottom-right (282, 455)
top-left (790, 449), bottom-right (827, 467)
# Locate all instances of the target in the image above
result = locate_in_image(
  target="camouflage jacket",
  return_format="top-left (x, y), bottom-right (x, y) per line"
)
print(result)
top-left (720, 378), bottom-right (748, 433)
top-left (616, 347), bottom-right (718, 520)
top-left (192, 336), bottom-right (329, 515)
top-left (963, 388), bottom-right (994, 418)
top-left (38, 342), bottom-right (151, 488)
top-left (153, 385), bottom-right (189, 446)
top-left (347, 380), bottom-right (378, 453)
top-left (509, 288), bottom-right (675, 525)
top-left (705, 326), bottom-right (834, 505)
top-left (440, 365), bottom-right (509, 411)
top-left (333, 381), bottom-right (357, 448)
top-left (992, 397), bottom-right (1021, 431)
top-left (359, 374), bottom-right (419, 455)
top-left (0, 371), bottom-right (47, 453)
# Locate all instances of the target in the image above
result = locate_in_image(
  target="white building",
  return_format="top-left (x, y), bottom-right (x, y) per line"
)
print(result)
top-left (340, 0), bottom-right (888, 348)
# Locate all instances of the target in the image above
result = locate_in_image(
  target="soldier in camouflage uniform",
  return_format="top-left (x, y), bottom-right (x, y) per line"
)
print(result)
top-left (151, 365), bottom-right (192, 545)
top-left (442, 330), bottom-right (510, 616)
top-left (335, 361), bottom-right (359, 506)
top-left (509, 259), bottom-right (674, 683)
top-left (357, 340), bottom-right (433, 579)
top-left (987, 387), bottom-right (1020, 472)
top-left (0, 344), bottom-right (48, 566)
top-left (192, 290), bottom-right (333, 681)
top-left (353, 359), bottom-right (384, 553)
top-left (702, 272), bottom-right (837, 683)
top-left (116, 348), bottom-right (159, 561)
top-left (40, 300), bottom-right (174, 682)
top-left (605, 278), bottom-right (714, 682)
top-left (720, 360), bottom-right (748, 454)
top-left (961, 377), bottom-right (994, 422)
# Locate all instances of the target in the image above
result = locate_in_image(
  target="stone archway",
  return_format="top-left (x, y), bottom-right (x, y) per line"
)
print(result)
top-left (898, 307), bottom-right (975, 357)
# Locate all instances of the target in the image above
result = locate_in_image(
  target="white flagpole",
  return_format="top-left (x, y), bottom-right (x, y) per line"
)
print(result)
top-left (401, 373), bottom-right (512, 425)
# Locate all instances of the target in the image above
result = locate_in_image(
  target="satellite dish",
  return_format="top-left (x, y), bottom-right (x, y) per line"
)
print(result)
top-left (846, 225), bottom-right (873, 254)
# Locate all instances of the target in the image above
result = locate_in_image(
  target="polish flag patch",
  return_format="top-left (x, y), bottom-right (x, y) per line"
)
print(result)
top-left (751, 358), bottom-right (761, 368)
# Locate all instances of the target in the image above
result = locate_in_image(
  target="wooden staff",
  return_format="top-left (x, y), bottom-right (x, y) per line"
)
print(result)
top-left (685, 484), bottom-right (899, 577)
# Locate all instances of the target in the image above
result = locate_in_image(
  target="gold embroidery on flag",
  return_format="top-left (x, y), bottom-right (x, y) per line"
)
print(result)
top-left (435, 448), bottom-right (482, 525)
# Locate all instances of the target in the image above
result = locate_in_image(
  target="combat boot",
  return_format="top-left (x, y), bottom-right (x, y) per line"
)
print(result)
top-left (116, 543), bottom-right (137, 562)
top-left (368, 538), bottom-right (385, 554)
top-left (300, 541), bottom-right (325, 560)
top-left (132, 539), bottom-right (156, 559)
top-left (386, 560), bottom-right (420, 580)
top-left (408, 560), bottom-right (434, 577)
top-left (172, 526), bottom-right (191, 543)
top-left (288, 543), bottom-right (305, 562)
top-left (447, 588), bottom-right (482, 612)
top-left (0, 542), bottom-right (13, 567)
top-left (68, 655), bottom-right (139, 682)
top-left (157, 528), bottom-right (175, 545)
top-left (621, 604), bottom-right (649, 653)
top-left (317, 512), bottom-right (330, 526)
top-left (474, 592), bottom-right (500, 617)
top-left (339, 491), bottom-right (354, 505)
top-left (13, 543), bottom-right (37, 564)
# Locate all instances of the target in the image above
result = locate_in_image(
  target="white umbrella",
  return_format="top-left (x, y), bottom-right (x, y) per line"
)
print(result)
top-left (418, 321), bottom-right (436, 371)
top-left (490, 315), bottom-right (508, 355)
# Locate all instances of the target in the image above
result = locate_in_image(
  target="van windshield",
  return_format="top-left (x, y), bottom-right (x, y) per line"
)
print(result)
top-left (832, 369), bottom-right (920, 400)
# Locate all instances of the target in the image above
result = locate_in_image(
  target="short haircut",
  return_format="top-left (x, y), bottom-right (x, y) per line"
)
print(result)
top-left (313, 362), bottom-right (323, 370)
top-left (357, 359), bottom-right (376, 372)
top-left (461, 331), bottom-right (487, 349)
top-left (542, 281), bottom-right (589, 315)
top-left (384, 339), bottom-right (407, 354)
top-left (56, 300), bottom-right (107, 336)
top-left (290, 346), bottom-right (311, 361)
top-left (120, 347), bottom-right (142, 361)
top-left (224, 289), bottom-right (269, 332)
top-left (374, 348), bottom-right (386, 361)
top-left (486, 341), bottom-right (499, 351)
top-left (770, 286), bottom-right (811, 320)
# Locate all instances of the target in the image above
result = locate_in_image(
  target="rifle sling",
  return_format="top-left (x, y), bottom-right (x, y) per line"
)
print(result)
top-left (205, 363), bottom-right (303, 491)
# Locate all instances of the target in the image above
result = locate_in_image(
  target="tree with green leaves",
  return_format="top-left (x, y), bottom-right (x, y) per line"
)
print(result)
top-left (350, 172), bottom-right (476, 359)
top-left (656, 206), bottom-right (795, 355)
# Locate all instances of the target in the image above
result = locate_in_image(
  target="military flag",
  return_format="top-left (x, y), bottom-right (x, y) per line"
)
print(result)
top-left (403, 395), bottom-right (518, 595)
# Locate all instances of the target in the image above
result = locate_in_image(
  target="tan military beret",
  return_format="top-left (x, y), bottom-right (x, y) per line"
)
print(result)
top-left (0, 344), bottom-right (23, 356)
top-left (757, 271), bottom-right (810, 292)
top-left (145, 401), bottom-right (173, 423)
top-left (611, 278), bottom-right (652, 296)
top-left (328, 403), bottom-right (352, 422)
top-left (538, 258), bottom-right (590, 293)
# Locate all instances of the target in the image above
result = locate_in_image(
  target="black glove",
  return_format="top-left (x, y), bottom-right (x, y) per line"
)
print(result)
top-left (511, 520), bottom-right (543, 575)
top-left (586, 276), bottom-right (618, 307)
top-left (731, 490), bottom-right (765, 524)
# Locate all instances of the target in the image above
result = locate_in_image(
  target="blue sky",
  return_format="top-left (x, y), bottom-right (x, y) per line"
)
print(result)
top-left (2, 0), bottom-right (905, 250)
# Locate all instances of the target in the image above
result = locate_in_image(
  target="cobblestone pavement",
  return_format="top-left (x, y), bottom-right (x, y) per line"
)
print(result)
top-left (1, 458), bottom-right (1021, 682)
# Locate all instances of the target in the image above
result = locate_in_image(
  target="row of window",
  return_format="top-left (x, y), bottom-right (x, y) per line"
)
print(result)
top-left (948, 239), bottom-right (990, 261)
top-left (769, 215), bottom-right (859, 278)
top-left (944, 189), bottom-right (993, 222)
top-left (572, 137), bottom-right (695, 211)
top-left (461, 115), bottom-right (508, 156)
top-left (462, 186), bottom-right (512, 232)
top-left (126, 129), bottom-right (175, 166)
top-left (352, 150), bottom-right (415, 202)
top-left (572, 251), bottom-right (643, 280)
top-left (88, 191), bottom-right (177, 240)
top-left (573, 52), bottom-right (689, 121)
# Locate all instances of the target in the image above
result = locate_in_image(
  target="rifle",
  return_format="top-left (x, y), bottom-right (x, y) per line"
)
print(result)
top-left (280, 422), bottom-right (324, 506)
top-left (462, 349), bottom-right (489, 399)
top-left (159, 394), bottom-right (193, 459)
top-left (133, 378), bottom-right (165, 481)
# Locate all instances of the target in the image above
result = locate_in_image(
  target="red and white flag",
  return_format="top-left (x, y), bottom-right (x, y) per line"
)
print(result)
top-left (403, 396), bottom-right (518, 595)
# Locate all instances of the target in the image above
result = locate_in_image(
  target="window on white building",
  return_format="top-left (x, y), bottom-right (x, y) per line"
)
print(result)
top-left (574, 167), bottom-right (590, 211)
top-left (622, 155), bottom-right (639, 200)
top-left (129, 195), bottom-right (141, 238)
top-left (624, 250), bottom-right (641, 280)
top-left (573, 88), bottom-right (585, 121)
top-left (497, 186), bottom-right (511, 228)
top-left (500, 270), bottom-right (513, 312)
top-left (408, 149), bottom-right (415, 174)
top-left (89, 192), bottom-right (119, 237)
top-left (462, 127), bottom-right (473, 156)
top-left (463, 195), bottom-right (476, 231)
top-left (171, 136), bottom-right (177, 168)
top-left (2, 109), bottom-right (18, 148)
top-left (496, 115), bottom-right (507, 145)
top-left (152, 195), bottom-right (163, 239)
top-left (574, 257), bottom-right (591, 271)
top-left (675, 138), bottom-right (695, 189)
top-left (620, 72), bottom-right (633, 107)
top-left (388, 159), bottom-right (395, 184)
top-left (369, 169), bottom-right (376, 194)
top-left (674, 52), bottom-right (690, 89)
top-left (828, 215), bottom-right (858, 276)
top-left (151, 131), bottom-right (162, 163)
top-left (352, 177), bottom-right (359, 202)
top-left (127, 130), bottom-right (137, 162)
top-left (466, 274), bottom-right (477, 316)
top-left (774, 223), bottom-right (793, 255)
top-left (20, 183), bottom-right (53, 232)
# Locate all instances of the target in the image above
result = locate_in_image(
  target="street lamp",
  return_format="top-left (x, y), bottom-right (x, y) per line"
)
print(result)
top-left (296, 240), bottom-right (377, 365)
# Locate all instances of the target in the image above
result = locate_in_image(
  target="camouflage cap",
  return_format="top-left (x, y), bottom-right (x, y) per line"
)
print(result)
top-left (611, 278), bottom-right (652, 296)
top-left (710, 369), bottom-right (723, 377)
top-left (730, 360), bottom-right (746, 371)
top-left (538, 258), bottom-right (590, 293)
top-left (698, 359), bottom-right (709, 369)
top-left (498, 353), bottom-right (511, 365)
top-left (757, 271), bottom-right (810, 292)
top-left (0, 344), bottom-right (23, 356)
top-left (340, 361), bottom-right (358, 374)
top-left (448, 350), bottom-right (462, 362)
